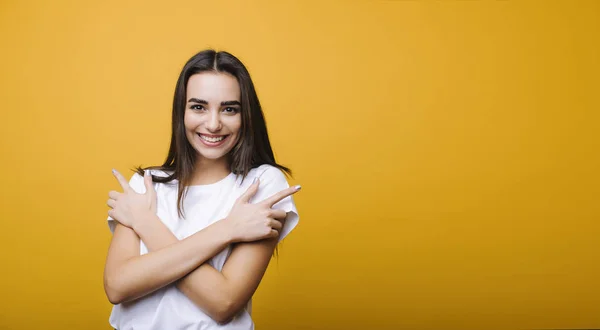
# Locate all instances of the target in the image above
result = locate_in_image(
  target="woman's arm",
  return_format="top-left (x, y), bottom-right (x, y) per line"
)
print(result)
top-left (184, 241), bottom-right (278, 324)
top-left (103, 215), bottom-right (233, 304)
top-left (135, 212), bottom-right (281, 323)
top-left (103, 170), bottom-right (283, 305)
top-left (132, 169), bottom-right (300, 323)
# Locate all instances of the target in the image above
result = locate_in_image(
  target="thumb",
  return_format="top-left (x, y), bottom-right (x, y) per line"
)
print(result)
top-left (238, 178), bottom-right (260, 204)
top-left (144, 170), bottom-right (155, 195)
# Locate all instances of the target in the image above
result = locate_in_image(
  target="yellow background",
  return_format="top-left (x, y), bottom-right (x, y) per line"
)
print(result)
top-left (1, 0), bottom-right (599, 329)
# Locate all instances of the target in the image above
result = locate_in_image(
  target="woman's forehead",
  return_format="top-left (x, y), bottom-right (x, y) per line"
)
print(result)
top-left (186, 72), bottom-right (240, 102)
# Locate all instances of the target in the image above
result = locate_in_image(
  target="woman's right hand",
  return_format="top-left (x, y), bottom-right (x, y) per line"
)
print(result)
top-left (225, 178), bottom-right (301, 242)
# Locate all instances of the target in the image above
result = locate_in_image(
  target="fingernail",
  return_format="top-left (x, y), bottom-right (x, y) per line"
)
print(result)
top-left (295, 185), bottom-right (301, 191)
top-left (145, 170), bottom-right (149, 176)
top-left (111, 168), bottom-right (116, 174)
top-left (253, 177), bottom-right (258, 184)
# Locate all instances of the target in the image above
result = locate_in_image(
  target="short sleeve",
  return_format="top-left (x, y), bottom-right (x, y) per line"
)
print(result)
top-left (106, 171), bottom-right (148, 234)
top-left (249, 165), bottom-right (300, 242)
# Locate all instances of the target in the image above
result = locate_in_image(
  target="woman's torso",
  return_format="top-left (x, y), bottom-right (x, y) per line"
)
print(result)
top-left (109, 169), bottom-right (259, 330)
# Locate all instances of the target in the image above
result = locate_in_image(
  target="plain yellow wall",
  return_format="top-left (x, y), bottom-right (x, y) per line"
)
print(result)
top-left (1, 0), bottom-right (599, 329)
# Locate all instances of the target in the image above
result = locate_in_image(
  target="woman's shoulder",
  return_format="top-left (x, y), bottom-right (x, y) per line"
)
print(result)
top-left (122, 168), bottom-right (173, 194)
top-left (147, 168), bottom-right (173, 179)
top-left (249, 164), bottom-right (286, 178)
top-left (129, 168), bottom-right (173, 179)
top-left (244, 164), bottom-right (290, 187)
top-left (145, 168), bottom-right (178, 189)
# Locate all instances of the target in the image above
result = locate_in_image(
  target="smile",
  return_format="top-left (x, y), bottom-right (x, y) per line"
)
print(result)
top-left (197, 133), bottom-right (229, 147)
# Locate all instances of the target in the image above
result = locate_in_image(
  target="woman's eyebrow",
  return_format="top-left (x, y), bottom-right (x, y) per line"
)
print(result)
top-left (187, 98), bottom-right (241, 106)
top-left (221, 100), bottom-right (241, 106)
top-left (188, 98), bottom-right (208, 104)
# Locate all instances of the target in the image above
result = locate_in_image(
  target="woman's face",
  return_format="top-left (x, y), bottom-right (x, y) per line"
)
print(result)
top-left (184, 72), bottom-right (242, 164)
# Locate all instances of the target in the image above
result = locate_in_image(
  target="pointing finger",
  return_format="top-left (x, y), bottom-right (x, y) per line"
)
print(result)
top-left (262, 185), bottom-right (301, 207)
top-left (112, 169), bottom-right (130, 192)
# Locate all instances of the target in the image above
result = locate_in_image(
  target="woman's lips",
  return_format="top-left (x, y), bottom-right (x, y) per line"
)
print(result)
top-left (197, 133), bottom-right (229, 147)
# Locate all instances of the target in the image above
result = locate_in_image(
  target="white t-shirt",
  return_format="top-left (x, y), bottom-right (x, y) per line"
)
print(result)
top-left (106, 164), bottom-right (299, 330)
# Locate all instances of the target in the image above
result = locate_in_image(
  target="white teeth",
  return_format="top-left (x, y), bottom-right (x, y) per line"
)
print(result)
top-left (200, 134), bottom-right (225, 143)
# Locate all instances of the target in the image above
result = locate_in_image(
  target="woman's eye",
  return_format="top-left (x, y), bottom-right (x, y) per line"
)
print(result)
top-left (223, 107), bottom-right (239, 114)
top-left (190, 105), bottom-right (204, 110)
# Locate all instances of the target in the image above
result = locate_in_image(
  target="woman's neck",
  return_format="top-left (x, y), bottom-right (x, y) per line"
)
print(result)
top-left (190, 157), bottom-right (231, 185)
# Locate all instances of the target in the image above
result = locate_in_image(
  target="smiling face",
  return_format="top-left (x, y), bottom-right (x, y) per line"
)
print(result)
top-left (184, 72), bottom-right (242, 165)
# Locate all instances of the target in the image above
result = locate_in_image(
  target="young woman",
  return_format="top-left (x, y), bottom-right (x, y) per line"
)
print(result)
top-left (103, 50), bottom-right (300, 330)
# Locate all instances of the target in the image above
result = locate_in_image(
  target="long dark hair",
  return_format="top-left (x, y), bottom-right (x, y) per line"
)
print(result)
top-left (135, 49), bottom-right (291, 218)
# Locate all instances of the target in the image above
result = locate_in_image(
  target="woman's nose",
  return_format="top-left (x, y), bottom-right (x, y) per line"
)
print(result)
top-left (206, 111), bottom-right (222, 132)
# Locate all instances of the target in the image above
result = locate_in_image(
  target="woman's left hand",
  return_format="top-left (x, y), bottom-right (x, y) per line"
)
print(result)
top-left (107, 169), bottom-right (157, 230)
